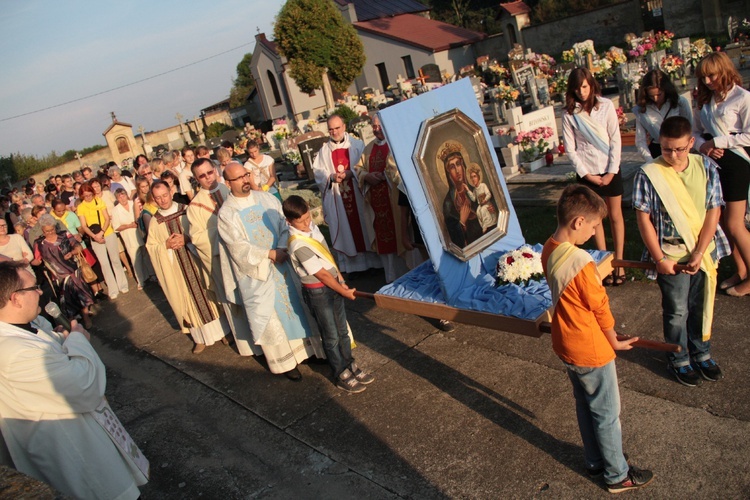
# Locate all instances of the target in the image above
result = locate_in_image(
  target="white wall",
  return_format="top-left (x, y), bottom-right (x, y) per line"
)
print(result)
top-left (357, 30), bottom-right (477, 92)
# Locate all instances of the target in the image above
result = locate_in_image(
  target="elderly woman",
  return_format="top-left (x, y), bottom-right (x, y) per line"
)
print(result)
top-left (32, 214), bottom-right (94, 328)
top-left (76, 182), bottom-right (129, 299)
top-left (109, 165), bottom-right (136, 197)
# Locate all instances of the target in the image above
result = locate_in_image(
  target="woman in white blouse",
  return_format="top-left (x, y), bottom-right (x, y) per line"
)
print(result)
top-left (635, 69), bottom-right (693, 161)
top-left (694, 52), bottom-right (750, 296)
top-left (562, 67), bottom-right (626, 285)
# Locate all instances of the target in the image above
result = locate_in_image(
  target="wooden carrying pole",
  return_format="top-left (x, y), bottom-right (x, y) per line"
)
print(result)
top-left (353, 291), bottom-right (681, 353)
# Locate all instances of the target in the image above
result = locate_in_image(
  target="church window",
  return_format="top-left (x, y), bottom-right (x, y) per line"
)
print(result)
top-left (376, 63), bottom-right (390, 90)
top-left (402, 56), bottom-right (415, 79)
top-left (267, 70), bottom-right (282, 106)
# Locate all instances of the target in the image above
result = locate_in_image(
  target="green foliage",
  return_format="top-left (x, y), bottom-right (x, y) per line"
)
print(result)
top-left (274, 0), bottom-right (365, 93)
top-left (204, 122), bottom-right (235, 139)
top-left (0, 144), bottom-right (106, 183)
top-left (229, 52), bottom-right (256, 108)
top-left (332, 104), bottom-right (358, 128)
top-left (428, 0), bottom-right (507, 34)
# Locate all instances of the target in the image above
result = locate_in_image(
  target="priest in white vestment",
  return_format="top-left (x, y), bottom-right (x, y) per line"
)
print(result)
top-left (218, 163), bottom-right (324, 379)
top-left (0, 262), bottom-right (148, 499)
top-left (313, 114), bottom-right (382, 274)
top-left (146, 181), bottom-right (227, 353)
top-left (187, 160), bottom-right (254, 354)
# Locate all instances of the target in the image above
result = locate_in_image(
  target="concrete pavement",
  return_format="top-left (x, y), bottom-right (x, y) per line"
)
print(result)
top-left (83, 260), bottom-right (750, 499)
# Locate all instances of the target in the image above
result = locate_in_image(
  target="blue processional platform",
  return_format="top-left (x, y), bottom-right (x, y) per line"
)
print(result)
top-left (374, 79), bottom-right (613, 337)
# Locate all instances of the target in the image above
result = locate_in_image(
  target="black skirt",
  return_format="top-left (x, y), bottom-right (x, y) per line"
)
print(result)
top-left (576, 171), bottom-right (624, 198)
top-left (714, 148), bottom-right (750, 202)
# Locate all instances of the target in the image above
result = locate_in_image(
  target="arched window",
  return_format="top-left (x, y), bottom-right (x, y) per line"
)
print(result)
top-left (115, 136), bottom-right (130, 154)
top-left (267, 70), bottom-right (282, 106)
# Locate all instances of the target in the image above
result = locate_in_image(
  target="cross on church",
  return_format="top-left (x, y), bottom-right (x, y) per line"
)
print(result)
top-left (110, 111), bottom-right (117, 123)
top-left (74, 152), bottom-right (83, 166)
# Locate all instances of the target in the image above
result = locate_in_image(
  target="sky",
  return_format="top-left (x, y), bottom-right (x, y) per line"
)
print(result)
top-left (0, 0), bottom-right (281, 157)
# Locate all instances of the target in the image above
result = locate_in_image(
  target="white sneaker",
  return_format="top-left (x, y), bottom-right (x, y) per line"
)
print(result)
top-left (120, 289), bottom-right (129, 294)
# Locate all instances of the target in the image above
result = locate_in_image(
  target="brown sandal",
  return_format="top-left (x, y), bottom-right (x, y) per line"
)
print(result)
top-left (612, 269), bottom-right (626, 286)
top-left (603, 273), bottom-right (614, 286)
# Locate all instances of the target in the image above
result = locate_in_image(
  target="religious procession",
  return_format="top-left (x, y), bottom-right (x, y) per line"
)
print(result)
top-left (2, 0), bottom-right (750, 498)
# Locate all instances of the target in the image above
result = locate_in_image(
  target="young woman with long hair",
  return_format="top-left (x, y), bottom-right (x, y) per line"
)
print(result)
top-left (694, 52), bottom-right (750, 296)
top-left (562, 67), bottom-right (626, 285)
top-left (634, 69), bottom-right (693, 160)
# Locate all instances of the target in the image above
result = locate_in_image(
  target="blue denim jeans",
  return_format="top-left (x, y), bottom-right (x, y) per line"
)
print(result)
top-left (303, 286), bottom-right (352, 378)
top-left (657, 270), bottom-right (711, 367)
top-left (565, 360), bottom-right (628, 484)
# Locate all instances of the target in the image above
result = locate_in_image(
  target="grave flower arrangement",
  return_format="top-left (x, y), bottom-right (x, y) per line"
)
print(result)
top-left (496, 82), bottom-right (520, 104)
top-left (605, 47), bottom-right (628, 67)
top-left (513, 126), bottom-right (555, 162)
top-left (654, 30), bottom-right (675, 51)
top-left (628, 36), bottom-right (655, 58)
top-left (660, 55), bottom-right (684, 80)
top-left (496, 245), bottom-right (544, 287)
top-left (591, 57), bottom-right (614, 79)
top-left (562, 49), bottom-right (575, 63)
top-left (687, 39), bottom-right (712, 68)
top-left (526, 52), bottom-right (557, 77)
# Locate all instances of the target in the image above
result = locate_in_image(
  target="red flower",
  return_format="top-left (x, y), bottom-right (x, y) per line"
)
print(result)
top-left (522, 252), bottom-right (533, 259)
top-left (506, 256), bottom-right (515, 265)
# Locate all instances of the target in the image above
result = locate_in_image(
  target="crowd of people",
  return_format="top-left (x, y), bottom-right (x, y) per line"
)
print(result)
top-left (0, 49), bottom-right (747, 497)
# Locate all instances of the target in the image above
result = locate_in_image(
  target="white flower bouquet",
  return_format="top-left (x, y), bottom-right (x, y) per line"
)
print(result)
top-left (496, 245), bottom-right (544, 287)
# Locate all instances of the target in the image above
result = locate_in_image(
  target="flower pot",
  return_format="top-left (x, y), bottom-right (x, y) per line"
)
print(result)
top-left (521, 157), bottom-right (545, 173)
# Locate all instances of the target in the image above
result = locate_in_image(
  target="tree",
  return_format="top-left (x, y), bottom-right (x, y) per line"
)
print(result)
top-left (229, 52), bottom-right (255, 109)
top-left (229, 52), bottom-right (255, 108)
top-left (274, 0), bottom-right (365, 109)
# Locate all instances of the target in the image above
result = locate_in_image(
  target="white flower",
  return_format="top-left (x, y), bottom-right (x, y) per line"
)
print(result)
top-left (496, 246), bottom-right (545, 286)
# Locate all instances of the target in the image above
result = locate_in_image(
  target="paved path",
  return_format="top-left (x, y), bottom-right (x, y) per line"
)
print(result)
top-left (72, 264), bottom-right (750, 499)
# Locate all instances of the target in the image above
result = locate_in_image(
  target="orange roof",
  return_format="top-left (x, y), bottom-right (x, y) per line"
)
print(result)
top-left (354, 13), bottom-right (484, 52)
top-left (500, 1), bottom-right (530, 16)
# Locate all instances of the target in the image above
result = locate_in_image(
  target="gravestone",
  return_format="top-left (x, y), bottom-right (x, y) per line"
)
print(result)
top-left (512, 64), bottom-right (535, 90)
top-left (470, 76), bottom-right (484, 106)
top-left (297, 136), bottom-right (327, 180)
top-left (220, 129), bottom-right (240, 144)
top-left (419, 64), bottom-right (441, 83)
top-left (349, 115), bottom-right (374, 143)
top-left (535, 78), bottom-right (550, 107)
top-left (647, 50), bottom-right (666, 71)
top-left (206, 137), bottom-right (222, 150)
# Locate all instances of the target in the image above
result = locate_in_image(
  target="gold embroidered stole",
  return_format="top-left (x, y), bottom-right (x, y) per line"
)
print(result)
top-left (642, 158), bottom-right (717, 340)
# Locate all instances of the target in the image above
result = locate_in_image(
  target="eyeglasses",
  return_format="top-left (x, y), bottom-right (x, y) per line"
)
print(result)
top-left (225, 172), bottom-right (252, 182)
top-left (14, 284), bottom-right (41, 294)
top-left (661, 145), bottom-right (690, 155)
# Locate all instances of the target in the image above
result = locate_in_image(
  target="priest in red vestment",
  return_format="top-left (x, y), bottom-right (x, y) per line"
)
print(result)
top-left (313, 114), bottom-right (382, 274)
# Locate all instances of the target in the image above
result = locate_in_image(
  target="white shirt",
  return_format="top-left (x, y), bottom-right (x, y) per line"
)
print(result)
top-left (562, 96), bottom-right (621, 177)
top-left (635, 95), bottom-right (693, 160)
top-left (694, 84), bottom-right (750, 151)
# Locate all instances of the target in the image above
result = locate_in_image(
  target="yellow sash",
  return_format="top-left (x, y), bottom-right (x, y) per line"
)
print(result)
top-left (288, 233), bottom-right (357, 348)
top-left (642, 158), bottom-right (717, 340)
top-left (546, 242), bottom-right (596, 311)
top-left (288, 234), bottom-right (340, 275)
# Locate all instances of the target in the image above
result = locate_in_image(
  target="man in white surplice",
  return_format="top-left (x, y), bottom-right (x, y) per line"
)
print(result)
top-left (313, 114), bottom-right (382, 274)
top-left (187, 159), bottom-right (253, 354)
top-left (217, 163), bottom-right (323, 380)
top-left (146, 182), bottom-right (227, 354)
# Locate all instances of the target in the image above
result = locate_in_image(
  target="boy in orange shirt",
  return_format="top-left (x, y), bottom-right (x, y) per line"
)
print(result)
top-left (542, 185), bottom-right (653, 493)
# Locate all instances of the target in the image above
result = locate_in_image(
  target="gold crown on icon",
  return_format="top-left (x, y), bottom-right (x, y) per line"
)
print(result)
top-left (438, 142), bottom-right (463, 163)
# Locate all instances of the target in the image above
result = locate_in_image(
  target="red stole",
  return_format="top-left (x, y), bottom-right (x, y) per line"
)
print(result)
top-left (331, 148), bottom-right (366, 252)
top-left (368, 143), bottom-right (397, 254)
